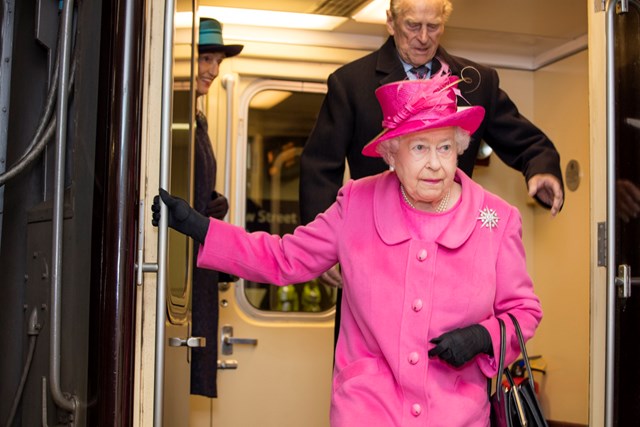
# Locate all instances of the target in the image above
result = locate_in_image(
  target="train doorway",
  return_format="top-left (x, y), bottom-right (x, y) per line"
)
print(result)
top-left (187, 78), bottom-right (337, 426)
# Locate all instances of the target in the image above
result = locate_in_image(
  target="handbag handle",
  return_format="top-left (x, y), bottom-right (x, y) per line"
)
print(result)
top-left (507, 313), bottom-right (537, 391)
top-left (494, 317), bottom-right (507, 399)
top-left (504, 365), bottom-right (528, 426)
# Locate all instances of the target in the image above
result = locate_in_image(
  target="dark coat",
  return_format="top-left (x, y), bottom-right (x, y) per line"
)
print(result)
top-left (190, 110), bottom-right (220, 398)
top-left (299, 36), bottom-right (564, 224)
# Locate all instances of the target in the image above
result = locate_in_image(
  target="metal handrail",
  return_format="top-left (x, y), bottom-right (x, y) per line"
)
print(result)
top-left (605, 3), bottom-right (616, 425)
top-left (222, 74), bottom-right (236, 206)
top-left (0, 0), bottom-right (16, 249)
top-left (153, 0), bottom-right (175, 425)
top-left (49, 0), bottom-right (78, 421)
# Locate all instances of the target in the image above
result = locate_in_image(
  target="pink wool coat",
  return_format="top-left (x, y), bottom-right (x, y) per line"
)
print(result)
top-left (197, 169), bottom-right (542, 427)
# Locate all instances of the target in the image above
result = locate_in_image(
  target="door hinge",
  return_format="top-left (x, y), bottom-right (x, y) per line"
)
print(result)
top-left (597, 222), bottom-right (607, 267)
top-left (594, 0), bottom-right (605, 12)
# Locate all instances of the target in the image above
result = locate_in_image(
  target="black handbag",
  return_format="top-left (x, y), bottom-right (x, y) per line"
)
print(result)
top-left (490, 314), bottom-right (548, 427)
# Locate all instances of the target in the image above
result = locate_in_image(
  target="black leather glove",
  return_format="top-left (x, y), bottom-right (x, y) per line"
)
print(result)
top-left (152, 189), bottom-right (210, 244)
top-left (205, 191), bottom-right (229, 220)
top-left (428, 324), bottom-right (493, 367)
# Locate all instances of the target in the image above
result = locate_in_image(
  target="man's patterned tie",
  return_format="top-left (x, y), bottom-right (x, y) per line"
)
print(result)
top-left (409, 65), bottom-right (429, 79)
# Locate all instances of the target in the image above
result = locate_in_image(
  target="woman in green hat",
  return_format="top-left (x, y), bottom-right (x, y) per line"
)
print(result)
top-left (190, 17), bottom-right (243, 398)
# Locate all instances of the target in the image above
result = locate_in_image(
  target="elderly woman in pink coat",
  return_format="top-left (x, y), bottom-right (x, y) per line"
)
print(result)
top-left (153, 74), bottom-right (542, 427)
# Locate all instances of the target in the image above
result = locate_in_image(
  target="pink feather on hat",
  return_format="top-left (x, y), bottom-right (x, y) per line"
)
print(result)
top-left (362, 74), bottom-right (485, 158)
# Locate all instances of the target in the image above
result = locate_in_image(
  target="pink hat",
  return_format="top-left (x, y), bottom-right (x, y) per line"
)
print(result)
top-left (362, 74), bottom-right (485, 157)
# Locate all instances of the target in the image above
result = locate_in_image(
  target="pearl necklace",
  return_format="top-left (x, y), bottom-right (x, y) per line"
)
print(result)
top-left (400, 185), bottom-right (451, 213)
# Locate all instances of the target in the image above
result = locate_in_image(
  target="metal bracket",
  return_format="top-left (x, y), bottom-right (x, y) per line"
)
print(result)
top-left (617, 0), bottom-right (629, 13)
top-left (615, 264), bottom-right (632, 298)
top-left (614, 264), bottom-right (640, 299)
top-left (217, 360), bottom-right (238, 370)
top-left (595, 0), bottom-right (606, 12)
top-left (168, 336), bottom-right (206, 348)
top-left (135, 199), bottom-right (159, 285)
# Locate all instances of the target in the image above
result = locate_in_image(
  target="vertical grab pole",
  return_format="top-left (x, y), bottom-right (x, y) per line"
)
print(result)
top-left (49, 0), bottom-right (79, 420)
top-left (605, 1), bottom-right (618, 425)
top-left (221, 74), bottom-right (237, 212)
top-left (0, 0), bottom-right (17, 249)
top-left (154, 0), bottom-right (175, 425)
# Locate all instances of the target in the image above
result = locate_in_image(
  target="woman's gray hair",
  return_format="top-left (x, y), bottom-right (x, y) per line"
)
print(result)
top-left (390, 0), bottom-right (453, 23)
top-left (376, 126), bottom-right (471, 165)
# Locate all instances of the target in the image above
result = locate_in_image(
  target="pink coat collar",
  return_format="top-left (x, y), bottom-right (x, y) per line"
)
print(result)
top-left (373, 169), bottom-right (487, 249)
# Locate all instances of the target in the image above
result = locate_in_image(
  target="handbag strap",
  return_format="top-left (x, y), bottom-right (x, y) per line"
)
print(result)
top-left (504, 367), bottom-right (529, 426)
top-left (494, 317), bottom-right (507, 398)
top-left (507, 313), bottom-right (537, 390)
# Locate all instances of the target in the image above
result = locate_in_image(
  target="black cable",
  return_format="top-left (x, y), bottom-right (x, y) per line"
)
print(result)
top-left (4, 335), bottom-right (38, 427)
top-left (0, 11), bottom-right (78, 186)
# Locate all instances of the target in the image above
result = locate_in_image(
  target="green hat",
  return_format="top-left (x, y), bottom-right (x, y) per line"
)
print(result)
top-left (198, 18), bottom-right (243, 57)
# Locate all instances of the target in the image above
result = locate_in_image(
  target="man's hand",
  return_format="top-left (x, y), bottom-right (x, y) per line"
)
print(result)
top-left (318, 264), bottom-right (342, 288)
top-left (527, 174), bottom-right (564, 216)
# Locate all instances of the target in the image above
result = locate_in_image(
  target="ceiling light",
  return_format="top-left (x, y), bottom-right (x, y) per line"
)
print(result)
top-left (174, 12), bottom-right (194, 29)
top-left (191, 6), bottom-right (347, 31)
top-left (249, 90), bottom-right (292, 110)
top-left (352, 0), bottom-right (388, 24)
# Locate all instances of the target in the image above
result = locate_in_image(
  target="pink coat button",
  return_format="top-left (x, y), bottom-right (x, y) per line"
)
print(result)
top-left (417, 249), bottom-right (427, 261)
top-left (411, 403), bottom-right (422, 416)
top-left (408, 352), bottom-right (420, 365)
top-left (412, 299), bottom-right (423, 311)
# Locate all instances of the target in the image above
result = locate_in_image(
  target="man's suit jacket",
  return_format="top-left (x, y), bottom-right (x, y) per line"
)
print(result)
top-left (299, 36), bottom-right (563, 224)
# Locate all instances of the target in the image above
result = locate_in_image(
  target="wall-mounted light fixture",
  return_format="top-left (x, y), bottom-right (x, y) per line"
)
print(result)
top-left (249, 90), bottom-right (293, 110)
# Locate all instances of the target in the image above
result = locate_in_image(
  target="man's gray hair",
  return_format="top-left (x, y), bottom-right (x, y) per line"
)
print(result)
top-left (389, 0), bottom-right (453, 23)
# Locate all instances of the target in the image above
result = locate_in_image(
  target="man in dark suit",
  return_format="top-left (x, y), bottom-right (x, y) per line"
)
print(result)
top-left (299, 0), bottom-right (564, 342)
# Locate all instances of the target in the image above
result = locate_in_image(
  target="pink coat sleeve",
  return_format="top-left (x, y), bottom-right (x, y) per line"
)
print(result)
top-left (196, 181), bottom-right (355, 285)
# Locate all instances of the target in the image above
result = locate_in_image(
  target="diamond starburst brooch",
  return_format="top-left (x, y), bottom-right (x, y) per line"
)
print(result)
top-left (477, 207), bottom-right (499, 230)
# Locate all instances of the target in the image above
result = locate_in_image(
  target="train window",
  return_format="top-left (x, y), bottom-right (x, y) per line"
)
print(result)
top-left (166, 85), bottom-right (193, 322)
top-left (164, 4), bottom-right (199, 324)
top-left (241, 85), bottom-right (338, 314)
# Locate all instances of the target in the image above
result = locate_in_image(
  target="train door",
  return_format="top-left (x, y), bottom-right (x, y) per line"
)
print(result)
top-left (605, 1), bottom-right (640, 425)
top-left (187, 78), bottom-right (337, 426)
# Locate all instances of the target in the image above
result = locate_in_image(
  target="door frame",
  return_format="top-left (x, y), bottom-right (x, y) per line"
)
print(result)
top-left (588, 1), bottom-right (640, 426)
top-left (588, 2), bottom-right (608, 426)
